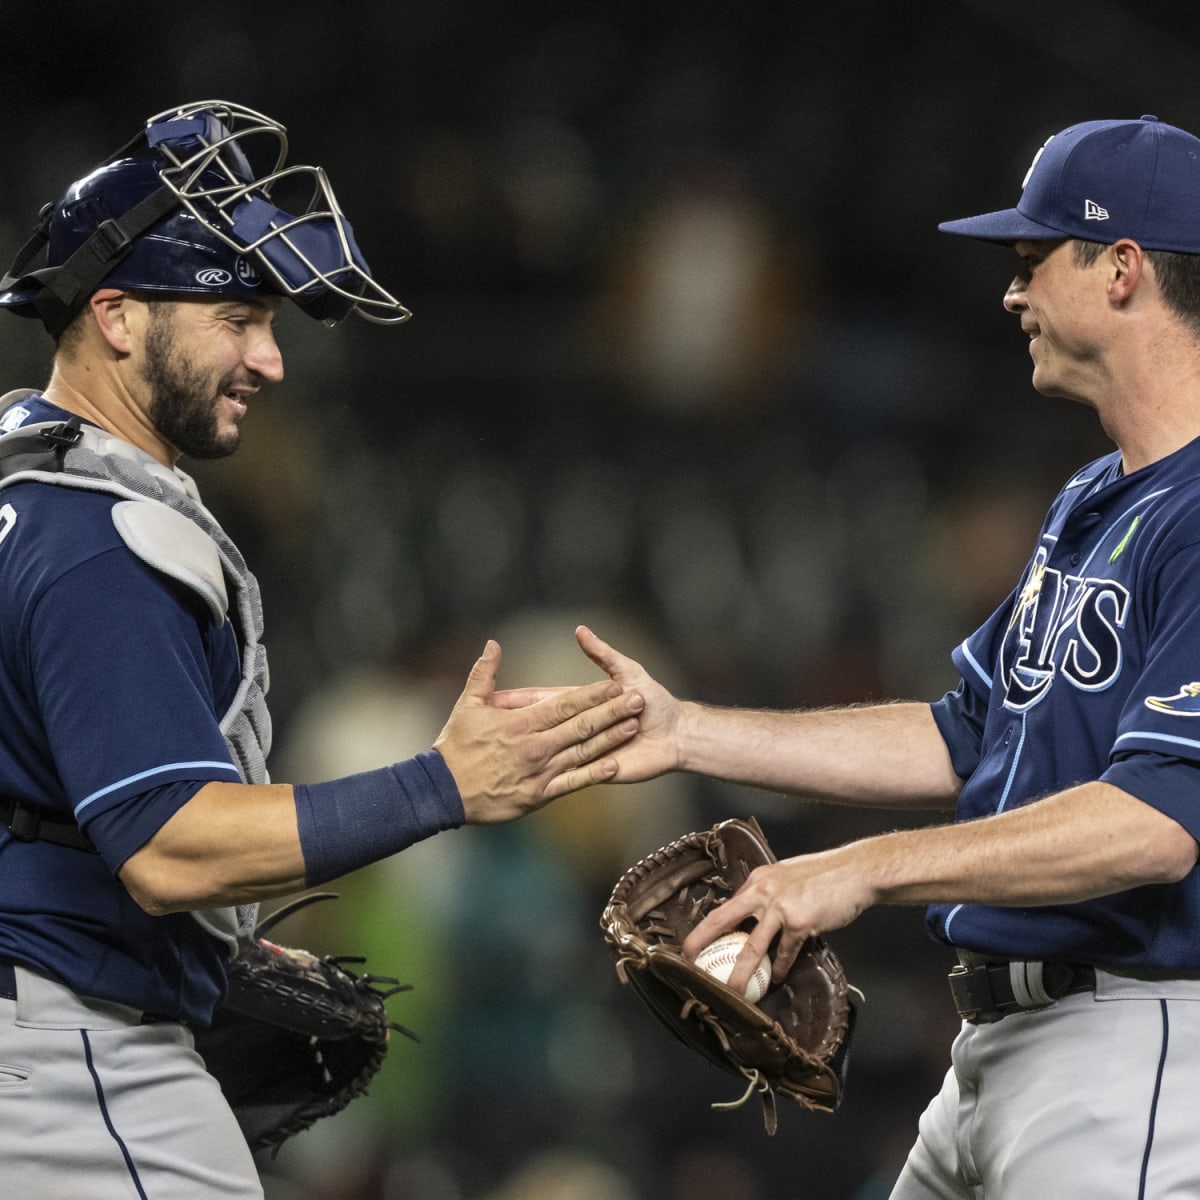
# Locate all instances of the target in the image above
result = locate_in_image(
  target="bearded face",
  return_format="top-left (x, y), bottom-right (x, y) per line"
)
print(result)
top-left (140, 302), bottom-right (258, 460)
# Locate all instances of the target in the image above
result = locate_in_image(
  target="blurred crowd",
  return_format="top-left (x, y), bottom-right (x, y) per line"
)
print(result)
top-left (1, 1), bottom-right (1193, 1196)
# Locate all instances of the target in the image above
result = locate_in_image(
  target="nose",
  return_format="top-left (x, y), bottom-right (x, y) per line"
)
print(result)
top-left (1004, 275), bottom-right (1028, 314)
top-left (246, 326), bottom-right (285, 383)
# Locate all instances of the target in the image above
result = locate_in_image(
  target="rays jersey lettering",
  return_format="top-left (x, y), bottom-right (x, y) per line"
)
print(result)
top-left (999, 544), bottom-right (1130, 711)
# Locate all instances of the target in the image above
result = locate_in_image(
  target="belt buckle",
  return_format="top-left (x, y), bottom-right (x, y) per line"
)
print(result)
top-left (948, 958), bottom-right (1091, 1024)
top-left (948, 962), bottom-right (1005, 1023)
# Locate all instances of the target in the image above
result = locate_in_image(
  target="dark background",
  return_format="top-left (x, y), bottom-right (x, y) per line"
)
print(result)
top-left (1, 3), bottom-right (1196, 1197)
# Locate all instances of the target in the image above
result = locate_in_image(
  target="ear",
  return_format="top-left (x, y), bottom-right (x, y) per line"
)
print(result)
top-left (1107, 239), bottom-right (1146, 304)
top-left (87, 289), bottom-right (141, 354)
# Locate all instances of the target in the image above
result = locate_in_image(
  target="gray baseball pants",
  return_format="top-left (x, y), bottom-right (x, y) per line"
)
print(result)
top-left (0, 963), bottom-right (262, 1199)
top-left (889, 969), bottom-right (1200, 1199)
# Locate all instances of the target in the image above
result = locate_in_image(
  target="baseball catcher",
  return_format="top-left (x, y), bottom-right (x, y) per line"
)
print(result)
top-left (602, 817), bottom-right (859, 1134)
top-left (190, 893), bottom-right (417, 1154)
top-left (0, 96), bottom-right (642, 1198)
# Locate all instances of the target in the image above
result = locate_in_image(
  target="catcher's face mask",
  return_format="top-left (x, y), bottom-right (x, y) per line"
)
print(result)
top-left (0, 100), bottom-right (411, 336)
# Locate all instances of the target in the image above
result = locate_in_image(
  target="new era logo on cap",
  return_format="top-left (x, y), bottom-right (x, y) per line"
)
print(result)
top-left (938, 115), bottom-right (1200, 253)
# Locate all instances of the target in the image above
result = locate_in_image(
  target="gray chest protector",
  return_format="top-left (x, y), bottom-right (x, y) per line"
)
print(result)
top-left (0, 402), bottom-right (268, 950)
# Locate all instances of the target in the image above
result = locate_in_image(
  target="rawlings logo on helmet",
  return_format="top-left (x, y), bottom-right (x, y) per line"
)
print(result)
top-left (195, 268), bottom-right (233, 286)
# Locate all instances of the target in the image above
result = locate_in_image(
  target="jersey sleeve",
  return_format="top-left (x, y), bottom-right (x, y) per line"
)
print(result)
top-left (28, 543), bottom-right (241, 867)
top-left (1099, 537), bottom-right (1200, 838)
top-left (929, 587), bottom-right (1018, 781)
top-left (930, 679), bottom-right (988, 781)
top-left (1108, 539), bottom-right (1200, 757)
top-left (1101, 754), bottom-right (1200, 841)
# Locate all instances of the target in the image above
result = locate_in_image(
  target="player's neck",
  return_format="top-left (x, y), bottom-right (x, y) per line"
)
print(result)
top-left (42, 356), bottom-right (177, 469)
top-left (1088, 335), bottom-right (1200, 473)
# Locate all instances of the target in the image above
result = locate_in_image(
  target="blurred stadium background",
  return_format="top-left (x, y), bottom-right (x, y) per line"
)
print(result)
top-left (3, 2), bottom-right (1198, 1196)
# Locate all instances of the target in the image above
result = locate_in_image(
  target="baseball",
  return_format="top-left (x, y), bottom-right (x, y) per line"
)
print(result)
top-left (694, 931), bottom-right (771, 1004)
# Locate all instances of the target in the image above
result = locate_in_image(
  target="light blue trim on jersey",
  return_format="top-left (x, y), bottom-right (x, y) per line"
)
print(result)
top-left (74, 761), bottom-right (240, 818)
top-left (960, 639), bottom-right (992, 688)
top-left (996, 714), bottom-right (1028, 814)
top-left (1076, 489), bottom-right (1171, 574)
top-left (944, 902), bottom-right (964, 939)
top-left (944, 712), bottom-right (1029, 944)
top-left (1115, 730), bottom-right (1200, 754)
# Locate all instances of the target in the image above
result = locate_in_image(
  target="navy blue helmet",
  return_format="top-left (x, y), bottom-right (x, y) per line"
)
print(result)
top-left (0, 100), bottom-right (411, 336)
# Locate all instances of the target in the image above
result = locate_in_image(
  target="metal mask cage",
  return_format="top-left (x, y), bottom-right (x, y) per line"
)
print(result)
top-left (144, 101), bottom-right (411, 325)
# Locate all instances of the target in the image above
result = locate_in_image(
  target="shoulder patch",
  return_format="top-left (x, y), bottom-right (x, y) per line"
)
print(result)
top-left (111, 500), bottom-right (228, 624)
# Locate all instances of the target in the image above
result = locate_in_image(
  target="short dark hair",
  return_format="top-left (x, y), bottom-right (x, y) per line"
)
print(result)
top-left (54, 290), bottom-right (174, 356)
top-left (1073, 239), bottom-right (1200, 336)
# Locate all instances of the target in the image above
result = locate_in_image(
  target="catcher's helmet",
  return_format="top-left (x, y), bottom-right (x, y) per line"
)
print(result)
top-left (0, 100), bottom-right (411, 336)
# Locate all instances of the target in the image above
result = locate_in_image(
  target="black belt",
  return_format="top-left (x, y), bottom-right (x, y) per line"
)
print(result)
top-left (949, 958), bottom-right (1096, 1024)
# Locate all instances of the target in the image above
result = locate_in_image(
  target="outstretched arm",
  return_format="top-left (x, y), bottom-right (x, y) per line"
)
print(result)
top-left (573, 625), bottom-right (963, 808)
top-left (120, 640), bottom-right (643, 911)
top-left (683, 780), bottom-right (1199, 995)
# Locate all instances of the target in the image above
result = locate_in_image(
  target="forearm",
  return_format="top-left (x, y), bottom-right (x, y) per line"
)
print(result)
top-left (682, 781), bottom-right (1199, 983)
top-left (851, 781), bottom-right (1198, 909)
top-left (121, 753), bottom-right (464, 911)
top-left (120, 781), bottom-right (309, 912)
top-left (677, 699), bottom-right (962, 809)
top-left (118, 645), bottom-right (645, 913)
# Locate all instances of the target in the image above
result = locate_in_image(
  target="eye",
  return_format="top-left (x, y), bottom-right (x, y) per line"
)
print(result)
top-left (1014, 244), bottom-right (1049, 277)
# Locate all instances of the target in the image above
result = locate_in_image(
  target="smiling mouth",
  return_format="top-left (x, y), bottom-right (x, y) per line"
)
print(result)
top-left (221, 391), bottom-right (249, 419)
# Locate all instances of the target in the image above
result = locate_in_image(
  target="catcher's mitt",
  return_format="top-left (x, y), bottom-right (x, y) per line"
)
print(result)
top-left (190, 893), bottom-right (417, 1154)
top-left (601, 817), bottom-right (858, 1134)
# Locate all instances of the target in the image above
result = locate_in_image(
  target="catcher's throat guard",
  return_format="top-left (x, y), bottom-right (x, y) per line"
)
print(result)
top-left (602, 817), bottom-right (859, 1135)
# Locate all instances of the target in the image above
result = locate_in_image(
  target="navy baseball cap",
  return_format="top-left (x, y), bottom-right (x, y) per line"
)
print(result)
top-left (939, 115), bottom-right (1200, 252)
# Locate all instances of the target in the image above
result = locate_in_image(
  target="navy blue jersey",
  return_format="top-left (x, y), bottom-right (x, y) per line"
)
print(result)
top-left (0, 397), bottom-right (244, 1020)
top-left (929, 436), bottom-right (1200, 971)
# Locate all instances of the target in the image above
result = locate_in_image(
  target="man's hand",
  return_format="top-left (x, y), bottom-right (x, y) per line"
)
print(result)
top-left (491, 626), bottom-right (686, 784)
top-left (572, 625), bottom-right (686, 781)
top-left (434, 639), bottom-right (643, 822)
top-left (680, 846), bottom-right (875, 994)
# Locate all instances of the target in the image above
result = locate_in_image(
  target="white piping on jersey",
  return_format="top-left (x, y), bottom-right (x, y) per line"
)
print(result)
top-left (944, 490), bottom-right (1173, 948)
top-left (958, 488), bottom-right (1172, 745)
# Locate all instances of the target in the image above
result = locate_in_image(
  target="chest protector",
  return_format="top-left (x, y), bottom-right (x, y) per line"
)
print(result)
top-left (0, 405), bottom-right (268, 950)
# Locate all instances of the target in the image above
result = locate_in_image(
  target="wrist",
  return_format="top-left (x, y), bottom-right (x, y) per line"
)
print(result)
top-left (293, 751), bottom-right (465, 886)
top-left (676, 699), bottom-right (727, 775)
